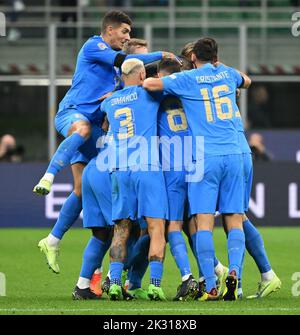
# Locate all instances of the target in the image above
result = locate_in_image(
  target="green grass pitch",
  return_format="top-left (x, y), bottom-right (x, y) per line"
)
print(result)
top-left (0, 227), bottom-right (299, 315)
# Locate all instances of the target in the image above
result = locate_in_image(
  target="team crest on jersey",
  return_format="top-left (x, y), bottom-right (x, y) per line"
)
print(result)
top-left (98, 42), bottom-right (108, 50)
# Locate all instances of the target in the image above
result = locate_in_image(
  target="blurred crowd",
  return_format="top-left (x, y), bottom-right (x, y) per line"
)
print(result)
top-left (0, 134), bottom-right (24, 162)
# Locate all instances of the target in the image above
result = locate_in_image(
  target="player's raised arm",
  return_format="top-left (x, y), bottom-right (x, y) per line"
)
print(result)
top-left (84, 11), bottom-right (178, 68)
top-left (215, 61), bottom-right (251, 89)
top-left (237, 70), bottom-right (251, 89)
top-left (143, 77), bottom-right (164, 91)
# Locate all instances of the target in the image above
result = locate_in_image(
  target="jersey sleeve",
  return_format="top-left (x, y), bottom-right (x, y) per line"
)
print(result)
top-left (84, 39), bottom-right (163, 68)
top-left (161, 71), bottom-right (188, 97)
top-left (230, 67), bottom-right (245, 88)
top-left (83, 39), bottom-right (122, 66)
top-left (100, 99), bottom-right (107, 114)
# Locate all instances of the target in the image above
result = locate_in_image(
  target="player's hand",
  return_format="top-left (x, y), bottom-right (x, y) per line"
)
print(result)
top-left (162, 52), bottom-right (183, 66)
top-left (98, 91), bottom-right (113, 101)
top-left (101, 115), bottom-right (109, 132)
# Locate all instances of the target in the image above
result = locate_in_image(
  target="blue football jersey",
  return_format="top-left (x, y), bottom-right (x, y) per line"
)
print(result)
top-left (58, 36), bottom-right (164, 125)
top-left (101, 85), bottom-right (161, 169)
top-left (158, 95), bottom-right (190, 170)
top-left (161, 63), bottom-right (244, 158)
top-left (58, 36), bottom-right (124, 124)
top-left (232, 99), bottom-right (251, 154)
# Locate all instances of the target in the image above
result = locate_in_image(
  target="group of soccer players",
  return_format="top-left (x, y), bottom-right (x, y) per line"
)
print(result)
top-left (33, 10), bottom-right (281, 302)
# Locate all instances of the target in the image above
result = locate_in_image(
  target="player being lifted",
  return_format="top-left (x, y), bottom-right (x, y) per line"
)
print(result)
top-left (102, 58), bottom-right (169, 301)
top-left (34, 10), bottom-right (176, 274)
top-left (144, 37), bottom-right (250, 301)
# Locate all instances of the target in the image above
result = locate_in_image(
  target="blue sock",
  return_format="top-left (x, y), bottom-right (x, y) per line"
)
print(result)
top-left (196, 230), bottom-right (215, 292)
top-left (150, 261), bottom-right (163, 287)
top-left (191, 233), bottom-right (203, 278)
top-left (168, 231), bottom-right (191, 278)
top-left (227, 228), bottom-right (245, 278)
top-left (51, 192), bottom-right (82, 239)
top-left (238, 249), bottom-right (245, 289)
top-left (126, 235), bottom-right (150, 269)
top-left (46, 132), bottom-right (86, 176)
top-left (79, 236), bottom-right (108, 279)
top-left (129, 257), bottom-right (149, 290)
top-left (110, 262), bottom-right (124, 286)
top-left (243, 219), bottom-right (271, 273)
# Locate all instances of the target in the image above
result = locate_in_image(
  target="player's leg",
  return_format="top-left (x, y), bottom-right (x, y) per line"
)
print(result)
top-left (194, 213), bottom-right (219, 301)
top-left (38, 161), bottom-right (85, 274)
top-left (108, 170), bottom-right (135, 300)
top-left (127, 221), bottom-right (150, 300)
top-left (222, 214), bottom-right (245, 301)
top-left (146, 217), bottom-right (167, 301)
top-left (135, 169), bottom-right (168, 301)
top-left (219, 154), bottom-right (245, 301)
top-left (188, 157), bottom-right (220, 301)
top-left (241, 153), bottom-right (281, 298)
top-left (73, 227), bottom-right (111, 300)
top-left (168, 220), bottom-right (198, 301)
top-left (33, 111), bottom-right (92, 195)
top-left (165, 170), bottom-right (198, 300)
top-left (108, 219), bottom-right (133, 300)
top-left (188, 215), bottom-right (228, 297)
top-left (72, 162), bottom-right (111, 299)
top-left (244, 215), bottom-right (281, 299)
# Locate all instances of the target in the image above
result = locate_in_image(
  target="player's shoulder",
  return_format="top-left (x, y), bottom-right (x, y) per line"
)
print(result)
top-left (83, 35), bottom-right (110, 52)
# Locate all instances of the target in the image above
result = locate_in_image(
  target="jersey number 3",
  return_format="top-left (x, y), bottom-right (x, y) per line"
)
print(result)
top-left (114, 107), bottom-right (134, 139)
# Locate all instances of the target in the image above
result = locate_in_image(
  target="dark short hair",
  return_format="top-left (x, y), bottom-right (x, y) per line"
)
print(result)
top-left (181, 57), bottom-right (194, 70)
top-left (101, 11), bottom-right (132, 33)
top-left (145, 63), bottom-right (158, 78)
top-left (157, 59), bottom-right (181, 75)
top-left (193, 37), bottom-right (218, 62)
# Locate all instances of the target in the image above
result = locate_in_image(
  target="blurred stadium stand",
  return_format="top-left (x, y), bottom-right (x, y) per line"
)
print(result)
top-left (0, 0), bottom-right (299, 160)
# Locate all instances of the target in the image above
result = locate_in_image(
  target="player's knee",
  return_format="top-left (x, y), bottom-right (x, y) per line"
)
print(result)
top-left (73, 182), bottom-right (82, 197)
top-left (76, 124), bottom-right (91, 139)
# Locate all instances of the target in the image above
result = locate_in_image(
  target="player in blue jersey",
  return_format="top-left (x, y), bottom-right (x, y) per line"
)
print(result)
top-left (180, 42), bottom-right (281, 299)
top-left (72, 135), bottom-right (112, 300)
top-left (228, 84), bottom-right (281, 299)
top-left (35, 11), bottom-right (176, 274)
top-left (143, 37), bottom-right (251, 301)
top-left (101, 58), bottom-right (169, 301)
top-left (156, 59), bottom-right (199, 301)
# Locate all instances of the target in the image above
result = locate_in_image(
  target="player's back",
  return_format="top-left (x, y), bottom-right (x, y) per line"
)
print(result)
top-left (102, 85), bottom-right (161, 169)
top-left (58, 36), bottom-right (120, 124)
top-left (158, 95), bottom-right (190, 170)
top-left (162, 63), bottom-right (242, 157)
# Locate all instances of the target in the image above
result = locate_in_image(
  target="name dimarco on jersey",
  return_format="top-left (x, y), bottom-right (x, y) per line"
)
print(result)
top-left (196, 70), bottom-right (230, 84)
top-left (111, 92), bottom-right (138, 106)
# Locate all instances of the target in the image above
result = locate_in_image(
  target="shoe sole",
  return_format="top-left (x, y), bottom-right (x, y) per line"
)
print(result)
top-left (109, 293), bottom-right (121, 301)
top-left (72, 292), bottom-right (100, 300)
top-left (38, 242), bottom-right (60, 274)
top-left (33, 186), bottom-right (49, 196)
top-left (173, 280), bottom-right (199, 301)
top-left (223, 277), bottom-right (237, 301)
